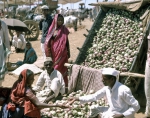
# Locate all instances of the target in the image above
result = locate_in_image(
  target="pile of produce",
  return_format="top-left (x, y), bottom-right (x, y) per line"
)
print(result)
top-left (41, 90), bottom-right (107, 118)
top-left (83, 8), bottom-right (147, 71)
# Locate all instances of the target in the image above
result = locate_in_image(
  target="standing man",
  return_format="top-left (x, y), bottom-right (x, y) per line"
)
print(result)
top-left (68, 68), bottom-right (140, 118)
top-left (0, 20), bottom-right (11, 85)
top-left (39, 5), bottom-right (53, 61)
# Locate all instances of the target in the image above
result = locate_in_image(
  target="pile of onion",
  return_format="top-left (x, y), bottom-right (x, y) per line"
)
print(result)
top-left (83, 8), bottom-right (146, 72)
top-left (41, 90), bottom-right (107, 118)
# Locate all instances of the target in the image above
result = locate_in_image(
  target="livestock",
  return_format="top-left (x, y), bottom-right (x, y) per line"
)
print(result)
top-left (33, 14), bottom-right (78, 31)
top-left (64, 15), bottom-right (78, 31)
top-left (63, 8), bottom-right (89, 25)
top-left (15, 5), bottom-right (36, 20)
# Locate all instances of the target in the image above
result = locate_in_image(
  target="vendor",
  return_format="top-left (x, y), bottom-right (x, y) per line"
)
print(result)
top-left (32, 57), bottom-right (65, 103)
top-left (12, 30), bottom-right (26, 53)
top-left (68, 68), bottom-right (140, 118)
top-left (17, 42), bottom-right (37, 66)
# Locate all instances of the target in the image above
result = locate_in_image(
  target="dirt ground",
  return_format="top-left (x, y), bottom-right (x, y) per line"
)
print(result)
top-left (2, 18), bottom-right (145, 117)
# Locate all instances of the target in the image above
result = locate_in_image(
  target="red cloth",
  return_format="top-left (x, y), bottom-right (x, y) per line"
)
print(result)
top-left (45, 14), bottom-right (69, 86)
top-left (10, 69), bottom-right (41, 118)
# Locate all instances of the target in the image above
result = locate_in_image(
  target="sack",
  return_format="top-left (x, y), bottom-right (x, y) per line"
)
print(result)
top-left (7, 102), bottom-right (16, 111)
top-left (0, 87), bottom-right (11, 106)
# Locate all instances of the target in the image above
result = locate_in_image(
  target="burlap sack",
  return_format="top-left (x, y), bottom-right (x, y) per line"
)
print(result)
top-left (89, 0), bottom-right (149, 12)
top-left (140, 7), bottom-right (150, 31)
top-left (89, 0), bottom-right (150, 32)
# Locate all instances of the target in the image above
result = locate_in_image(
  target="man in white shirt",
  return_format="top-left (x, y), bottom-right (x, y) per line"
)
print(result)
top-left (68, 68), bottom-right (140, 118)
top-left (12, 30), bottom-right (26, 53)
top-left (33, 57), bottom-right (65, 103)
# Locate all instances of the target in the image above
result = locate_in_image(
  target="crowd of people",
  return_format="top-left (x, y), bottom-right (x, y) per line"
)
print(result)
top-left (0, 4), bottom-right (150, 118)
top-left (0, 4), bottom-right (71, 118)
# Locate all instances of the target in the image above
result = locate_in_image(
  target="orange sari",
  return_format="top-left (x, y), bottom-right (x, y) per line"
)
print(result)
top-left (10, 69), bottom-right (41, 118)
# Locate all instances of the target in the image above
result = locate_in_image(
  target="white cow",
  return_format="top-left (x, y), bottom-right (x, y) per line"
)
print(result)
top-left (64, 15), bottom-right (78, 31)
top-left (33, 14), bottom-right (43, 22)
top-left (33, 14), bottom-right (78, 31)
top-left (64, 8), bottom-right (89, 25)
top-left (58, 8), bottom-right (70, 17)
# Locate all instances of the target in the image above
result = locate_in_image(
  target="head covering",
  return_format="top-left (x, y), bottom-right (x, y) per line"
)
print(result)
top-left (44, 57), bottom-right (53, 62)
top-left (45, 14), bottom-right (69, 57)
top-left (10, 69), bottom-right (41, 118)
top-left (41, 5), bottom-right (49, 10)
top-left (102, 68), bottom-right (120, 81)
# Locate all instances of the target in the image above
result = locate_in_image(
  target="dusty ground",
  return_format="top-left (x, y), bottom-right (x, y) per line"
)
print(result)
top-left (2, 18), bottom-right (145, 117)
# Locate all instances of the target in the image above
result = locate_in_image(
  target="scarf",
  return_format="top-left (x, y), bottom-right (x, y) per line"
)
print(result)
top-left (10, 69), bottom-right (41, 118)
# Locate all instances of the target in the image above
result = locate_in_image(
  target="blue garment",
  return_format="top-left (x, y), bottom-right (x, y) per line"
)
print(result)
top-left (17, 47), bottom-right (37, 66)
top-left (0, 103), bottom-right (29, 118)
top-left (39, 14), bottom-right (53, 43)
top-left (23, 47), bottom-right (37, 64)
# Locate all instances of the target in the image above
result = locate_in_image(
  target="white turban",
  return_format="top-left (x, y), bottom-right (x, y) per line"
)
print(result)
top-left (101, 68), bottom-right (120, 81)
top-left (41, 5), bottom-right (49, 10)
top-left (44, 57), bottom-right (53, 62)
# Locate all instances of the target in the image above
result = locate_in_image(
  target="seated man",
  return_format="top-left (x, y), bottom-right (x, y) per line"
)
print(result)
top-left (68, 68), bottom-right (140, 118)
top-left (32, 57), bottom-right (65, 103)
top-left (12, 30), bottom-right (26, 53)
top-left (17, 42), bottom-right (37, 66)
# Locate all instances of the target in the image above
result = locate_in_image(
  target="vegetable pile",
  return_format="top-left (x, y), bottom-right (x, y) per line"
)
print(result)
top-left (83, 8), bottom-right (146, 71)
top-left (41, 90), bottom-right (107, 118)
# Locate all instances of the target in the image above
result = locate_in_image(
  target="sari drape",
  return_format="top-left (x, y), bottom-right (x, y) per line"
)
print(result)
top-left (45, 14), bottom-right (69, 86)
top-left (10, 69), bottom-right (41, 118)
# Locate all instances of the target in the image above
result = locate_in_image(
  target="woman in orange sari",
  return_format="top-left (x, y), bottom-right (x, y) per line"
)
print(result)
top-left (0, 69), bottom-right (68, 118)
top-left (45, 14), bottom-right (70, 87)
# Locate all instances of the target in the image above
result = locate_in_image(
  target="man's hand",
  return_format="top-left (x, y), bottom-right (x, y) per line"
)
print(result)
top-left (113, 114), bottom-right (124, 118)
top-left (57, 104), bottom-right (71, 109)
top-left (67, 97), bottom-right (79, 105)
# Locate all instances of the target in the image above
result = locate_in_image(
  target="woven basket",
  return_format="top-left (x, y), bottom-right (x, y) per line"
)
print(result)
top-left (7, 62), bottom-right (18, 71)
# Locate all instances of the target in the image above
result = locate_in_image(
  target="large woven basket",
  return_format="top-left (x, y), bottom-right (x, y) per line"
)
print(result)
top-left (6, 62), bottom-right (18, 71)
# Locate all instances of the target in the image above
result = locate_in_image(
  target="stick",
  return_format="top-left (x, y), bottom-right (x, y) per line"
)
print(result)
top-left (64, 63), bottom-right (145, 78)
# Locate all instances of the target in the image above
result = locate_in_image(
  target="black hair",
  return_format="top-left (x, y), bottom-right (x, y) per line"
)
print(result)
top-left (58, 14), bottom-right (63, 18)
top-left (26, 69), bottom-right (34, 77)
top-left (18, 69), bottom-right (33, 82)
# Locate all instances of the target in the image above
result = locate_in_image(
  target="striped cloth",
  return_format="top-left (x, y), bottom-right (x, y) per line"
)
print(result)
top-left (68, 64), bottom-right (104, 94)
top-left (0, 42), bottom-right (7, 80)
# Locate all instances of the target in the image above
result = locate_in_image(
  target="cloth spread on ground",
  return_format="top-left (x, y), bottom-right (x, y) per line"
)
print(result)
top-left (68, 64), bottom-right (104, 94)
top-left (34, 56), bottom-right (44, 69)
top-left (10, 64), bottom-right (43, 76)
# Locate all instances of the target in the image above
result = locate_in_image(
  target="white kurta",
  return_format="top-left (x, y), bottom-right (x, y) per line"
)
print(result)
top-left (12, 34), bottom-right (26, 49)
top-left (79, 81), bottom-right (140, 118)
top-left (0, 20), bottom-right (10, 81)
top-left (33, 69), bottom-right (65, 99)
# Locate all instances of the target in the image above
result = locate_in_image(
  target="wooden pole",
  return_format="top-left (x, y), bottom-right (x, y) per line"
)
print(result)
top-left (64, 63), bottom-right (145, 78)
top-left (4, 0), bottom-right (5, 11)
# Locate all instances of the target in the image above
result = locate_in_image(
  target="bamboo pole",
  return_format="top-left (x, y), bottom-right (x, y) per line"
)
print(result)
top-left (64, 63), bottom-right (145, 78)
